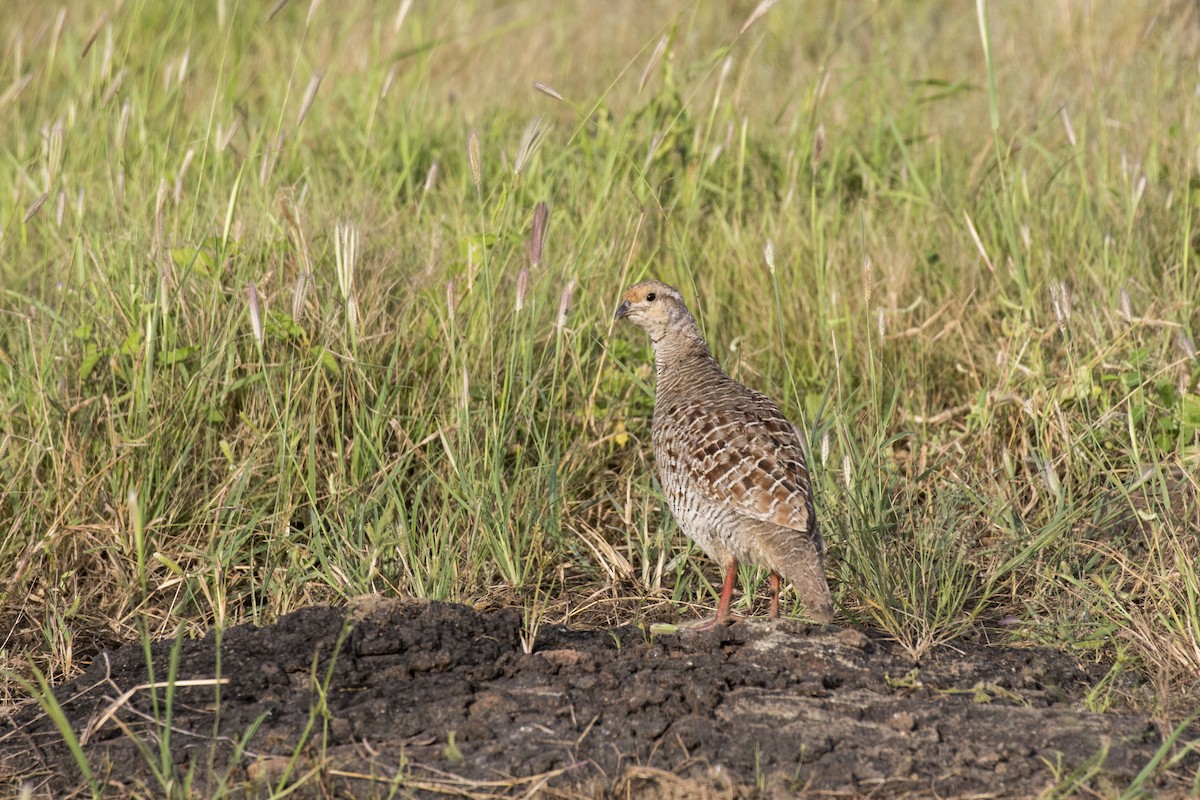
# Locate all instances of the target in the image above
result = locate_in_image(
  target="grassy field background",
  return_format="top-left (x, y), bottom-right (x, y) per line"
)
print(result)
top-left (1, 0), bottom-right (1198, 753)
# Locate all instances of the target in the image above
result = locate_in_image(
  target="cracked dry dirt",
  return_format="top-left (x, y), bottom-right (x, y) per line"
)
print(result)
top-left (3, 598), bottom-right (1197, 798)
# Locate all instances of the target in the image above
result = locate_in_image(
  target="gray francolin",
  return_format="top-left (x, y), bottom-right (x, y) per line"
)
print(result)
top-left (615, 280), bottom-right (834, 627)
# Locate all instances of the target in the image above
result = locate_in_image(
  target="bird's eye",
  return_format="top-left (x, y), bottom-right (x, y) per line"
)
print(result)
top-left (646, 292), bottom-right (657, 301)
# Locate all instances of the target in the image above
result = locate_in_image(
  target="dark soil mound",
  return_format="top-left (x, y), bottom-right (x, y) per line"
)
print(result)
top-left (2, 599), bottom-right (1195, 798)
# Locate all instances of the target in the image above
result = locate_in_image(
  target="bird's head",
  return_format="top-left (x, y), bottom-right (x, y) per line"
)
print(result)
top-left (613, 280), bottom-right (691, 342)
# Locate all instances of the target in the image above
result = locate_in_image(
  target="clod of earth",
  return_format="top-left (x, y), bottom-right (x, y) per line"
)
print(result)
top-left (2, 599), bottom-right (1196, 798)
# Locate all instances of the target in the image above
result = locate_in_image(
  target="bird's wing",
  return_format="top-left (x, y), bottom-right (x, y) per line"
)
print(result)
top-left (673, 383), bottom-right (817, 534)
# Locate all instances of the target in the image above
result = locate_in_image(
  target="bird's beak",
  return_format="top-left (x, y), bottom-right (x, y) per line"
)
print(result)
top-left (614, 300), bottom-right (632, 321)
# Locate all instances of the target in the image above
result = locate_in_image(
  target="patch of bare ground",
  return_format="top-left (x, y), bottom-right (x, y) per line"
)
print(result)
top-left (3, 599), bottom-right (1197, 798)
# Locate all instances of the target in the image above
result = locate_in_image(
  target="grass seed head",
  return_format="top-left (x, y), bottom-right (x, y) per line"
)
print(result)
top-left (533, 81), bottom-right (564, 102)
top-left (530, 201), bottom-right (548, 266)
top-left (1060, 105), bottom-right (1076, 146)
top-left (334, 222), bottom-right (359, 300)
top-left (100, 27), bottom-right (114, 79)
top-left (763, 240), bottom-right (775, 275)
top-left (116, 99), bottom-right (131, 150)
top-left (291, 271), bottom-right (311, 320)
top-left (740, 0), bottom-right (778, 35)
top-left (177, 49), bottom-right (191, 87)
top-left (722, 60), bottom-right (737, 87)
top-left (380, 65), bottom-right (398, 99)
top-left (217, 119), bottom-right (240, 152)
top-left (81, 13), bottom-right (109, 58)
top-left (259, 132), bottom-right (281, 184)
top-left (174, 147), bottom-right (195, 204)
top-left (1041, 458), bottom-right (1061, 500)
top-left (247, 282), bottom-right (263, 345)
top-left (154, 178), bottom-right (168, 245)
top-left (468, 129), bottom-right (482, 191)
top-left (51, 7), bottom-right (66, 50)
top-left (514, 116), bottom-right (546, 179)
top-left (46, 121), bottom-right (64, 185)
top-left (556, 279), bottom-right (575, 330)
top-left (862, 256), bottom-right (873, 306)
top-left (23, 192), bottom-right (47, 223)
top-left (1118, 287), bottom-right (1134, 321)
top-left (267, 0), bottom-right (289, 22)
top-left (515, 267), bottom-right (528, 312)
top-left (345, 295), bottom-right (358, 334)
top-left (297, 72), bottom-right (323, 126)
top-left (1050, 280), bottom-right (1072, 333)
top-left (640, 35), bottom-right (668, 94)
top-left (423, 160), bottom-right (440, 194)
top-left (394, 0), bottom-right (414, 34)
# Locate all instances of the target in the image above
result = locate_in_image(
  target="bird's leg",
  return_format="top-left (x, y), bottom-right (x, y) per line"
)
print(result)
top-left (715, 559), bottom-right (739, 624)
top-left (768, 571), bottom-right (781, 620)
top-left (686, 559), bottom-right (742, 630)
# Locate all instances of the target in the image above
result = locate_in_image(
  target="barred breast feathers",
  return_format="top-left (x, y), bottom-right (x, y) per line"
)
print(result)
top-left (653, 355), bottom-right (815, 535)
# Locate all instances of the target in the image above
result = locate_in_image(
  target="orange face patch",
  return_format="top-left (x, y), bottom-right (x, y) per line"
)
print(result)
top-left (623, 285), bottom-right (652, 303)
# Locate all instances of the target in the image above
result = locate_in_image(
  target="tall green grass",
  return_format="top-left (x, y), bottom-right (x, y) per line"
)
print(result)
top-left (0, 0), bottom-right (1197, 730)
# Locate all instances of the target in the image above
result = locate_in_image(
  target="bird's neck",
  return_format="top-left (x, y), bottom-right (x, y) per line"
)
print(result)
top-left (652, 320), bottom-right (723, 387)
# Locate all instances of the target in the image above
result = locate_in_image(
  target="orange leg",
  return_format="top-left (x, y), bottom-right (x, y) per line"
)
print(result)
top-left (715, 559), bottom-right (739, 624)
top-left (688, 559), bottom-right (741, 630)
top-left (768, 571), bottom-right (781, 620)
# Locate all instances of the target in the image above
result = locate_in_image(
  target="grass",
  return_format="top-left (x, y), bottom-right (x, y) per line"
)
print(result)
top-left (0, 0), bottom-right (1198, 793)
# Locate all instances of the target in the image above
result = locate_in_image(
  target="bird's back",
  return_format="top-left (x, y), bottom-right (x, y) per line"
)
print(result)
top-left (651, 353), bottom-right (822, 573)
